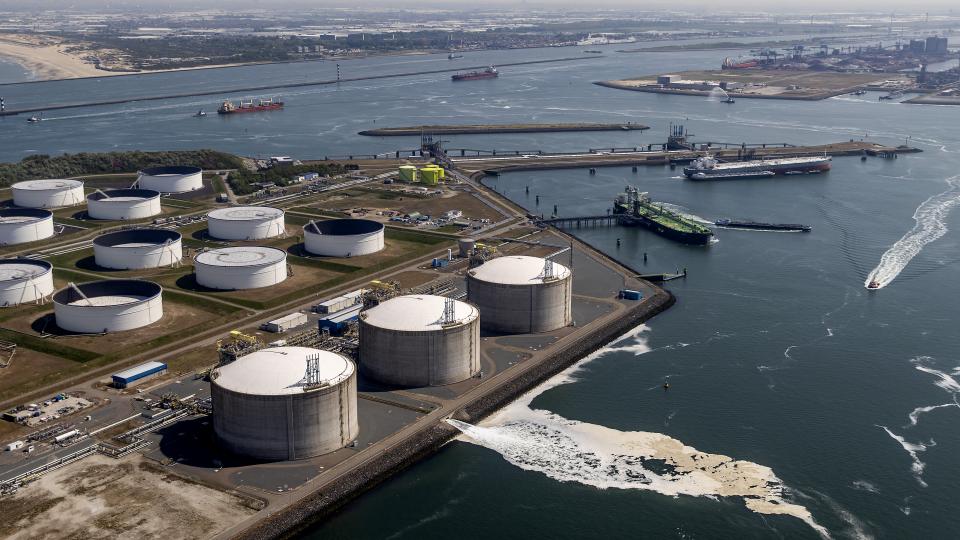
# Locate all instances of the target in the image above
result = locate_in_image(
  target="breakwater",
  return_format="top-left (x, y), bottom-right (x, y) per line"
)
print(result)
top-left (0, 57), bottom-right (598, 117)
top-left (359, 122), bottom-right (649, 136)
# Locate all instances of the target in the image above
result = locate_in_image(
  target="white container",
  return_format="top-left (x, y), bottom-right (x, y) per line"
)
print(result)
top-left (207, 206), bottom-right (285, 240)
top-left (0, 259), bottom-right (54, 306)
top-left (137, 165), bottom-right (203, 193)
top-left (0, 209), bottom-right (54, 245)
top-left (87, 188), bottom-right (162, 220)
top-left (12, 179), bottom-right (84, 208)
top-left (53, 280), bottom-right (164, 334)
top-left (194, 246), bottom-right (287, 290)
top-left (93, 229), bottom-right (182, 270)
top-left (304, 219), bottom-right (384, 257)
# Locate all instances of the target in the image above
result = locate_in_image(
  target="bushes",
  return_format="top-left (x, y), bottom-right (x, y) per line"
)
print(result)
top-left (227, 163), bottom-right (347, 195)
top-left (0, 150), bottom-right (244, 186)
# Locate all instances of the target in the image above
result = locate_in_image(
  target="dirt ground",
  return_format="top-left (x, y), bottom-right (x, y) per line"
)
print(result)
top-left (313, 186), bottom-right (502, 222)
top-left (166, 261), bottom-right (342, 305)
top-left (0, 347), bottom-right (79, 404)
top-left (0, 454), bottom-right (259, 540)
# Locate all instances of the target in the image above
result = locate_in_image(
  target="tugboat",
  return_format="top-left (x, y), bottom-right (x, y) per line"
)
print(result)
top-left (194, 110), bottom-right (207, 117)
top-left (867, 280), bottom-right (880, 290)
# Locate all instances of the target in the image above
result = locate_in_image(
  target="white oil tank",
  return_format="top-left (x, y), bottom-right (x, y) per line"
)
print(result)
top-left (0, 259), bottom-right (54, 306)
top-left (303, 218), bottom-right (384, 257)
top-left (194, 246), bottom-right (287, 290)
top-left (86, 188), bottom-right (161, 220)
top-left (207, 206), bottom-right (285, 240)
top-left (53, 280), bottom-right (163, 333)
top-left (136, 165), bottom-right (203, 193)
top-left (0, 208), bottom-right (54, 245)
top-left (93, 229), bottom-right (183, 270)
top-left (12, 179), bottom-right (84, 208)
top-left (467, 255), bottom-right (572, 333)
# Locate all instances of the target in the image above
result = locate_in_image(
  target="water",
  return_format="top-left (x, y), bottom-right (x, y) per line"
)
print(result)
top-left (2, 44), bottom-right (960, 539)
top-left (0, 56), bottom-right (30, 85)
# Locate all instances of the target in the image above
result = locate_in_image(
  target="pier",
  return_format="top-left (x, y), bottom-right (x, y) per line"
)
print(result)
top-left (537, 214), bottom-right (631, 227)
top-left (358, 123), bottom-right (649, 136)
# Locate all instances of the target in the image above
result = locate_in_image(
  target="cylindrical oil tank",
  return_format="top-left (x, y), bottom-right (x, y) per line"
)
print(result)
top-left (303, 219), bottom-right (384, 257)
top-left (194, 246), bottom-right (287, 290)
top-left (12, 179), bottom-right (85, 208)
top-left (0, 259), bottom-right (54, 307)
top-left (86, 188), bottom-right (161, 220)
top-left (458, 238), bottom-right (476, 258)
top-left (467, 255), bottom-right (572, 333)
top-left (53, 280), bottom-right (163, 333)
top-left (93, 229), bottom-right (182, 270)
top-left (136, 165), bottom-right (203, 193)
top-left (419, 167), bottom-right (442, 185)
top-left (207, 206), bottom-right (285, 240)
top-left (211, 346), bottom-right (358, 461)
top-left (359, 294), bottom-right (479, 387)
top-left (398, 165), bottom-right (417, 182)
top-left (0, 208), bottom-right (54, 245)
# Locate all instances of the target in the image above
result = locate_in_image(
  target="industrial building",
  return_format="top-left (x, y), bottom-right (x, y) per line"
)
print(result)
top-left (53, 280), bottom-right (164, 333)
top-left (211, 346), bottom-right (359, 460)
top-left (319, 304), bottom-right (362, 335)
top-left (111, 361), bottom-right (168, 388)
top-left (194, 246), bottom-right (288, 290)
top-left (93, 229), bottom-right (183, 270)
top-left (303, 219), bottom-right (385, 257)
top-left (0, 259), bottom-right (54, 307)
top-left (0, 208), bottom-right (54, 245)
top-left (314, 289), bottom-right (363, 314)
top-left (11, 179), bottom-right (85, 208)
top-left (262, 312), bottom-right (308, 333)
top-left (86, 189), bottom-right (162, 221)
top-left (467, 255), bottom-right (572, 333)
top-left (207, 206), bottom-right (286, 240)
top-left (359, 295), bottom-right (479, 386)
top-left (136, 165), bottom-right (203, 193)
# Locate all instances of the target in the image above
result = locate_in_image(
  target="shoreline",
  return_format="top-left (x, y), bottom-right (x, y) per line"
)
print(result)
top-left (359, 123), bottom-right (650, 136)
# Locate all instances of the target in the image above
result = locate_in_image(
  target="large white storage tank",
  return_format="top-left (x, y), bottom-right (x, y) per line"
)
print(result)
top-left (93, 229), bottom-right (182, 270)
top-left (0, 209), bottom-right (54, 245)
top-left (467, 255), bottom-right (572, 334)
top-left (136, 166), bottom-right (203, 193)
top-left (0, 259), bottom-right (54, 307)
top-left (211, 346), bottom-right (358, 460)
top-left (87, 189), bottom-right (161, 220)
top-left (207, 206), bottom-right (285, 240)
top-left (53, 280), bottom-right (163, 333)
top-left (194, 246), bottom-right (287, 290)
top-left (11, 179), bottom-right (84, 208)
top-left (359, 295), bottom-right (479, 387)
top-left (304, 219), bottom-right (384, 257)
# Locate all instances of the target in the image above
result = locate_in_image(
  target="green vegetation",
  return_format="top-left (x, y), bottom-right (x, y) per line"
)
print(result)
top-left (0, 150), bottom-right (243, 186)
top-left (227, 163), bottom-right (347, 195)
top-left (0, 328), bottom-right (99, 363)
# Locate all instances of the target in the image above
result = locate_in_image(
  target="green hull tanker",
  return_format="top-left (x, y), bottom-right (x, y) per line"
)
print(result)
top-left (613, 186), bottom-right (714, 245)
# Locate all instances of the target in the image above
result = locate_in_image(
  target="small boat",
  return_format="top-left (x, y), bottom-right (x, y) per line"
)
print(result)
top-left (722, 97), bottom-right (735, 104)
top-left (853, 89), bottom-right (867, 96)
top-left (27, 113), bottom-right (42, 123)
top-left (583, 50), bottom-right (603, 54)
top-left (867, 280), bottom-right (880, 290)
top-left (447, 53), bottom-right (463, 60)
top-left (194, 110), bottom-right (206, 117)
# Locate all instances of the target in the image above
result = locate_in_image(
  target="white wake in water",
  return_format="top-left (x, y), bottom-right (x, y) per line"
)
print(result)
top-left (446, 326), bottom-right (830, 538)
top-left (865, 175), bottom-right (960, 288)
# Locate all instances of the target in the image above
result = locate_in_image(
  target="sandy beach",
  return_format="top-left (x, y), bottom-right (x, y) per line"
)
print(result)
top-left (0, 36), bottom-right (110, 80)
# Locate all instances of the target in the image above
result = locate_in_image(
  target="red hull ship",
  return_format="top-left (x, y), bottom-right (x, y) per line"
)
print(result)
top-left (218, 98), bottom-right (284, 114)
top-left (452, 66), bottom-right (498, 81)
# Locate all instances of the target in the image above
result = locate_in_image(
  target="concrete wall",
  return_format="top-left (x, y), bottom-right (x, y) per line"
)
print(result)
top-left (359, 317), bottom-right (480, 387)
top-left (467, 274), bottom-right (572, 334)
top-left (212, 370), bottom-right (359, 461)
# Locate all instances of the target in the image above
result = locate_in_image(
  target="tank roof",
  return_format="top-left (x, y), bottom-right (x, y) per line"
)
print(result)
top-left (93, 229), bottom-right (181, 248)
top-left (213, 347), bottom-right (354, 395)
top-left (194, 246), bottom-right (286, 267)
top-left (468, 255), bottom-right (571, 285)
top-left (0, 259), bottom-right (52, 281)
top-left (12, 179), bottom-right (83, 191)
top-left (139, 165), bottom-right (202, 176)
top-left (305, 218), bottom-right (383, 236)
top-left (362, 294), bottom-right (477, 331)
top-left (208, 206), bottom-right (284, 221)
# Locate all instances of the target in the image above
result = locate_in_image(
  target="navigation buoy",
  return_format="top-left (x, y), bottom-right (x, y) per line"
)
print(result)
top-left (663, 382), bottom-right (670, 390)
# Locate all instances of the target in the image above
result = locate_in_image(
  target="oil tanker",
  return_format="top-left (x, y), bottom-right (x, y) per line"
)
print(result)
top-left (684, 155), bottom-right (831, 179)
top-left (452, 67), bottom-right (498, 81)
top-left (614, 186), bottom-right (714, 245)
top-left (217, 98), bottom-right (284, 114)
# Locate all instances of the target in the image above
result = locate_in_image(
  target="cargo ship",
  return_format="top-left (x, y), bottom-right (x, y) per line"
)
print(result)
top-left (715, 219), bottom-right (811, 232)
top-left (683, 155), bottom-right (831, 179)
top-left (452, 67), bottom-right (498, 81)
top-left (217, 98), bottom-right (284, 114)
top-left (614, 186), bottom-right (713, 245)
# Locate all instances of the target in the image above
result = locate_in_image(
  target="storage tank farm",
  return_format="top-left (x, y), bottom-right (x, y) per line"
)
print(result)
top-left (53, 280), bottom-right (163, 333)
top-left (0, 208), bottom-right (54, 245)
top-left (467, 255), bottom-right (572, 333)
top-left (398, 165), bottom-right (418, 182)
top-left (207, 206), bottom-right (285, 240)
top-left (303, 218), bottom-right (384, 257)
top-left (0, 259), bottom-right (54, 306)
top-left (211, 346), bottom-right (359, 460)
top-left (136, 165), bottom-right (203, 193)
top-left (194, 246), bottom-right (288, 290)
top-left (93, 229), bottom-right (183, 270)
top-left (11, 179), bottom-right (84, 208)
top-left (86, 189), bottom-right (162, 220)
top-left (359, 295), bottom-right (480, 387)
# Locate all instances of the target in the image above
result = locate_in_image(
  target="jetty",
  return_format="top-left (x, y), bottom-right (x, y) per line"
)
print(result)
top-left (359, 123), bottom-right (649, 136)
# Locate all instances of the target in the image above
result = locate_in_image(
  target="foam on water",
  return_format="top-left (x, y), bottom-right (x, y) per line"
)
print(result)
top-left (877, 426), bottom-right (932, 488)
top-left (865, 175), bottom-right (960, 288)
top-left (446, 325), bottom-right (829, 538)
